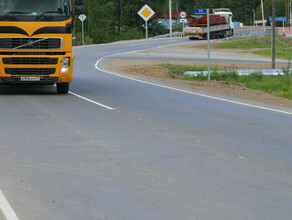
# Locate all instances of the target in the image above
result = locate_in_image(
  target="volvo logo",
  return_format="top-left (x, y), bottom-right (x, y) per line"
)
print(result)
top-left (27, 40), bottom-right (34, 46)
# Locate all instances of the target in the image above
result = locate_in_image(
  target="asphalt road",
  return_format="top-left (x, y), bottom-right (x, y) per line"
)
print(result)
top-left (0, 38), bottom-right (292, 220)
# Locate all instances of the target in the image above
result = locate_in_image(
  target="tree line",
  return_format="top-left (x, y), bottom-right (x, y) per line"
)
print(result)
top-left (75, 0), bottom-right (290, 45)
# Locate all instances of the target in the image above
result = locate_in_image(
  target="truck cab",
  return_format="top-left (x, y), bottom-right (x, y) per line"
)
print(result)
top-left (213, 8), bottom-right (234, 33)
top-left (0, 0), bottom-right (79, 93)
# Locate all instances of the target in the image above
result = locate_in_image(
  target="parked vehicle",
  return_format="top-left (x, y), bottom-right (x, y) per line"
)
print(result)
top-left (184, 8), bottom-right (234, 40)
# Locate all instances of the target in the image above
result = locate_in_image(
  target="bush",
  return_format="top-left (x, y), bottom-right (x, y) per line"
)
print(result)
top-left (247, 72), bottom-right (264, 81)
top-left (75, 32), bottom-right (93, 46)
top-left (282, 60), bottom-right (291, 76)
top-left (211, 70), bottom-right (239, 81)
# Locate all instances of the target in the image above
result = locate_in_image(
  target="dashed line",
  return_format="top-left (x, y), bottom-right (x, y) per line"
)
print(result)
top-left (0, 190), bottom-right (19, 220)
top-left (53, 84), bottom-right (114, 110)
top-left (69, 91), bottom-right (115, 110)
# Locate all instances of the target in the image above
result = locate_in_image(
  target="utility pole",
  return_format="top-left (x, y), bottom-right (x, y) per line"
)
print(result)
top-left (286, 0), bottom-right (288, 26)
top-left (169, 0), bottom-right (172, 34)
top-left (73, 0), bottom-right (76, 46)
top-left (290, 0), bottom-right (292, 27)
top-left (261, 0), bottom-right (265, 27)
top-left (120, 0), bottom-right (123, 32)
top-left (252, 9), bottom-right (255, 26)
top-left (207, 9), bottom-right (210, 81)
top-left (88, 0), bottom-right (90, 34)
top-left (272, 0), bottom-right (276, 69)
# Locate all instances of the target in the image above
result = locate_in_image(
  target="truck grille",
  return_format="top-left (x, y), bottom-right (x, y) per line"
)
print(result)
top-left (5, 68), bottom-right (56, 75)
top-left (2, 57), bottom-right (58, 65)
top-left (0, 38), bottom-right (62, 50)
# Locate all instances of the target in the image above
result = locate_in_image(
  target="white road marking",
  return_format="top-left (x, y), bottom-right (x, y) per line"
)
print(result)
top-left (238, 156), bottom-right (245, 159)
top-left (69, 91), bottom-right (114, 110)
top-left (95, 57), bottom-right (292, 116)
top-left (53, 84), bottom-right (114, 110)
top-left (0, 190), bottom-right (19, 220)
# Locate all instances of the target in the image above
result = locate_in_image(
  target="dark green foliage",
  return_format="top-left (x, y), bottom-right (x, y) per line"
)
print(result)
top-left (243, 72), bottom-right (264, 81)
top-left (75, 0), bottom-right (289, 44)
top-left (211, 70), bottom-right (239, 81)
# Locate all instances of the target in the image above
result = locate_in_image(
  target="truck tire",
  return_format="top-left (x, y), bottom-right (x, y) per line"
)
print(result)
top-left (230, 29), bottom-right (234, 36)
top-left (210, 32), bottom-right (215, 39)
top-left (56, 83), bottom-right (69, 94)
top-left (223, 31), bottom-right (227, 38)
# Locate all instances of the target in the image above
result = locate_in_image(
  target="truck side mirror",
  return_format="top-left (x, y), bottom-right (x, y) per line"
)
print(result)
top-left (75, 0), bottom-right (83, 6)
top-left (75, 6), bottom-right (84, 15)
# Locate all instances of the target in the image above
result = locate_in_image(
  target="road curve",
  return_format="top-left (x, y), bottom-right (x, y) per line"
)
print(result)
top-left (0, 38), bottom-right (291, 220)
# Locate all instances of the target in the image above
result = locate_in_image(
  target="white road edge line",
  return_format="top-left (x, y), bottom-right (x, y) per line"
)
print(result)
top-left (69, 91), bottom-right (114, 110)
top-left (0, 190), bottom-right (19, 220)
top-left (95, 56), bottom-right (292, 116)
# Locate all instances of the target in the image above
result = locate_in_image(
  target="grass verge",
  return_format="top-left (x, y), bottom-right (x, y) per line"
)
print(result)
top-left (162, 64), bottom-right (292, 100)
top-left (253, 49), bottom-right (292, 59)
top-left (215, 36), bottom-right (292, 49)
top-left (214, 36), bottom-right (292, 59)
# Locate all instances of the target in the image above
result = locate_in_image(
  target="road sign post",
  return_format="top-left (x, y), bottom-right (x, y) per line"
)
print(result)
top-left (180, 11), bottom-right (187, 32)
top-left (78, 14), bottom-right (87, 45)
top-left (196, 8), bottom-right (211, 81)
top-left (138, 5), bottom-right (155, 67)
top-left (207, 9), bottom-right (210, 81)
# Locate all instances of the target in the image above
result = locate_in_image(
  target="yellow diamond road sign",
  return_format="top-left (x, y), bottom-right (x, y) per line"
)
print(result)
top-left (138, 4), bottom-right (155, 22)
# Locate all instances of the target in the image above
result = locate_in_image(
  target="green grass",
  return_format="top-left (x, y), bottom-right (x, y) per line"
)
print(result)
top-left (161, 36), bottom-right (292, 99)
top-left (241, 74), bottom-right (292, 99)
top-left (163, 64), bottom-right (292, 99)
top-left (253, 49), bottom-right (292, 59)
top-left (215, 36), bottom-right (292, 59)
top-left (215, 36), bottom-right (292, 50)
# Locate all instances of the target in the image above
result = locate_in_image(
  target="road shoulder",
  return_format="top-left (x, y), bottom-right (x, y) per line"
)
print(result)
top-left (106, 59), bottom-right (292, 108)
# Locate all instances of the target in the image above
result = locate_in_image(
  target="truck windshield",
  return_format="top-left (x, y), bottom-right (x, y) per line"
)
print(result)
top-left (0, 0), bottom-right (70, 21)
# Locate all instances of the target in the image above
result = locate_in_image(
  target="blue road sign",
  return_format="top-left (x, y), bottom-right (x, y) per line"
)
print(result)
top-left (195, 9), bottom-right (207, 15)
top-left (269, 17), bottom-right (287, 22)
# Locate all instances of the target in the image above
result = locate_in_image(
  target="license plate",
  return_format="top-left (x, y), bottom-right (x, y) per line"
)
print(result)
top-left (20, 77), bottom-right (41, 82)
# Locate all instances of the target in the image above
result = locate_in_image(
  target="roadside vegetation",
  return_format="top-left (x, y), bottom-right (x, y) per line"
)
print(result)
top-left (215, 36), bottom-right (292, 59)
top-left (163, 63), bottom-right (292, 99)
top-left (76, 1), bottom-right (287, 45)
top-left (161, 36), bottom-right (292, 99)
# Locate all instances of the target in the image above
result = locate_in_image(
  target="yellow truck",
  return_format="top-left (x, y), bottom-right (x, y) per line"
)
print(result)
top-left (0, 0), bottom-right (83, 93)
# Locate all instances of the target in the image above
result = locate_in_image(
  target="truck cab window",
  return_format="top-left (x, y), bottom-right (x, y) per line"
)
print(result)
top-left (0, 0), bottom-right (70, 21)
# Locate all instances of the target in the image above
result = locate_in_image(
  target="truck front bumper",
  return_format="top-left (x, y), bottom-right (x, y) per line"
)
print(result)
top-left (0, 77), bottom-right (59, 84)
top-left (0, 53), bottom-right (74, 84)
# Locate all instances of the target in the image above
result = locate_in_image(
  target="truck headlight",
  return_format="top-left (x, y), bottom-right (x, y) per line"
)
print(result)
top-left (60, 57), bottom-right (70, 73)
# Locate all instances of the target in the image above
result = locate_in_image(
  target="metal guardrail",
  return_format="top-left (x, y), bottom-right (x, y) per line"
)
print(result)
top-left (151, 32), bottom-right (185, 39)
top-left (219, 31), bottom-right (267, 41)
top-left (152, 27), bottom-right (292, 40)
top-left (152, 30), bottom-right (269, 41)
top-left (184, 69), bottom-right (292, 76)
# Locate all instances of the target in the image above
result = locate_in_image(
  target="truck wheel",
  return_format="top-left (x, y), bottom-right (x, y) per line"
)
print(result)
top-left (223, 31), bottom-right (227, 38)
top-left (230, 29), bottom-right (234, 36)
top-left (56, 83), bottom-right (69, 94)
